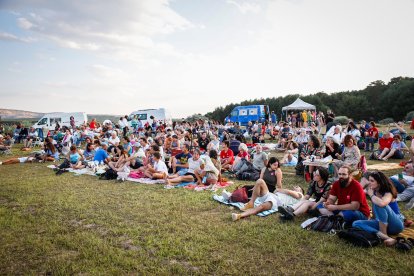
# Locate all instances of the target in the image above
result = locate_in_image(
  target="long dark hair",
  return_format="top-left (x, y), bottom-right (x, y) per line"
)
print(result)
top-left (308, 135), bottom-right (320, 148)
top-left (267, 157), bottom-right (280, 168)
top-left (316, 167), bottom-right (329, 183)
top-left (369, 171), bottom-right (397, 198)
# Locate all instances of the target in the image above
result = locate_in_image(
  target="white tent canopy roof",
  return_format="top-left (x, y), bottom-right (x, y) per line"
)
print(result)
top-left (282, 98), bottom-right (316, 111)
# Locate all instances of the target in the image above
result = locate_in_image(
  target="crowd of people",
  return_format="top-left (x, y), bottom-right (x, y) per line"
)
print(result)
top-left (0, 113), bottom-right (414, 249)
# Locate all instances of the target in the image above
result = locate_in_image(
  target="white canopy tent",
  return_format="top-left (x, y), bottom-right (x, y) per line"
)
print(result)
top-left (282, 98), bottom-right (316, 112)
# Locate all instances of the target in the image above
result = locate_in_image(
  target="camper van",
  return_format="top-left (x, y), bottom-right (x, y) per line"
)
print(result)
top-left (226, 105), bottom-right (269, 126)
top-left (32, 112), bottom-right (88, 130)
top-left (129, 108), bottom-right (172, 126)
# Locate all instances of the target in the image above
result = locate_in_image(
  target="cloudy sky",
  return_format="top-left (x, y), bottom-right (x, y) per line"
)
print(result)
top-left (1, 0), bottom-right (413, 118)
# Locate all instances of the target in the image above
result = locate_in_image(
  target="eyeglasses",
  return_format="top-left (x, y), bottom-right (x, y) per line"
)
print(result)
top-left (338, 173), bottom-right (348, 176)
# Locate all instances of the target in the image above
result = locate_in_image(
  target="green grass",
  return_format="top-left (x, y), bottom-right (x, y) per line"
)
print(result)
top-left (1, 140), bottom-right (414, 275)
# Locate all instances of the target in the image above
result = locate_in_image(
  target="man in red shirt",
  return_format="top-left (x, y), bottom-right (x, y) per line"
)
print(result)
top-left (220, 140), bottom-right (234, 172)
top-left (372, 132), bottom-right (393, 159)
top-left (318, 165), bottom-right (370, 223)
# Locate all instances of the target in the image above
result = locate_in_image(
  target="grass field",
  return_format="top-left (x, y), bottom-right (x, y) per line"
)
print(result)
top-left (1, 134), bottom-right (414, 275)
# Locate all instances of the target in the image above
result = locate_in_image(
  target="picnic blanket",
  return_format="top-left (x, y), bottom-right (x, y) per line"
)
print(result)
top-left (366, 163), bottom-right (402, 171)
top-left (212, 194), bottom-right (277, 217)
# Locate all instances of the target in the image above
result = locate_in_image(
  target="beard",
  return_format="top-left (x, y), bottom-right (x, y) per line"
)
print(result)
top-left (339, 178), bottom-right (349, 188)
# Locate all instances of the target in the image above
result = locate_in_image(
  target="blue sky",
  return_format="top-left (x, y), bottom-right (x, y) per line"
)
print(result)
top-left (1, 0), bottom-right (414, 118)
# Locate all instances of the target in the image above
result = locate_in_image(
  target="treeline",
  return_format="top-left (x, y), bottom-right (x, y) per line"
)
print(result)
top-left (205, 77), bottom-right (414, 122)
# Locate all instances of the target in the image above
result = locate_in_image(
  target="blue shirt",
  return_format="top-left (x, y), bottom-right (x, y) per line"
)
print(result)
top-left (94, 148), bottom-right (108, 163)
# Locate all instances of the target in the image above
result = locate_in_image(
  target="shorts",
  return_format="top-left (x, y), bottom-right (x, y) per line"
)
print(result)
top-left (184, 172), bottom-right (197, 182)
top-left (178, 169), bottom-right (188, 176)
top-left (256, 192), bottom-right (279, 211)
top-left (18, 157), bottom-right (28, 163)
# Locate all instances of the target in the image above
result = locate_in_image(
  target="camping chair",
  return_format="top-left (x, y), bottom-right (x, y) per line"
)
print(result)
top-left (32, 137), bottom-right (44, 148)
top-left (0, 138), bottom-right (14, 155)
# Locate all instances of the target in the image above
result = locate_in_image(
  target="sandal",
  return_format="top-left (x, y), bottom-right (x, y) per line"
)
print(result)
top-left (395, 237), bottom-right (413, 251)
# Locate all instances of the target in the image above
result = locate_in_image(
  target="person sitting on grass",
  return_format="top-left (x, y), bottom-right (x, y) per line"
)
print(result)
top-left (165, 149), bottom-right (204, 188)
top-left (170, 144), bottom-right (192, 174)
top-left (108, 146), bottom-right (130, 172)
top-left (21, 127), bottom-right (38, 150)
top-left (373, 132), bottom-right (394, 160)
top-left (322, 136), bottom-right (341, 160)
top-left (40, 138), bottom-right (60, 162)
top-left (93, 142), bottom-right (110, 164)
top-left (67, 145), bottom-right (85, 170)
top-left (144, 152), bottom-right (168, 180)
top-left (220, 140), bottom-right (235, 172)
top-left (231, 179), bottom-right (304, 221)
top-left (352, 171), bottom-right (404, 247)
top-left (83, 142), bottom-right (95, 161)
top-left (195, 150), bottom-right (221, 186)
top-left (317, 165), bottom-right (370, 225)
top-left (378, 134), bottom-right (409, 161)
top-left (278, 167), bottom-right (332, 220)
top-left (231, 143), bottom-right (250, 173)
top-left (333, 135), bottom-right (361, 178)
top-left (281, 141), bottom-right (299, 166)
top-left (364, 121), bottom-right (379, 152)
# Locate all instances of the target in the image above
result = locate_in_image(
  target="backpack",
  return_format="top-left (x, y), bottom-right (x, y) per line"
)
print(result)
top-left (229, 186), bottom-right (249, 203)
top-left (308, 215), bottom-right (344, 233)
top-left (337, 228), bottom-right (382, 247)
top-left (58, 159), bottom-right (71, 169)
top-left (102, 168), bottom-right (118, 180)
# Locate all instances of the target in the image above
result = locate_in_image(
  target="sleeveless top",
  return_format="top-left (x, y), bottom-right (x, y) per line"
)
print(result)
top-left (263, 167), bottom-right (278, 193)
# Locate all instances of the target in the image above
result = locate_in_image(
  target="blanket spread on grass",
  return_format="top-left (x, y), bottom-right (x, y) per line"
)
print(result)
top-left (366, 163), bottom-right (402, 171)
top-left (212, 194), bottom-right (277, 217)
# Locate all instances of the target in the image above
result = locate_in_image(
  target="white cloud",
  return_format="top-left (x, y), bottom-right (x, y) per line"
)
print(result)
top-left (226, 0), bottom-right (261, 14)
top-left (0, 31), bottom-right (35, 43)
top-left (17, 17), bottom-right (34, 29)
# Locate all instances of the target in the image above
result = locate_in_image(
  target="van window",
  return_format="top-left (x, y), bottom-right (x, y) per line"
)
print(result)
top-left (239, 109), bottom-right (247, 116)
top-left (38, 118), bottom-right (48, 125)
top-left (135, 114), bottom-right (147, 120)
top-left (249, 109), bottom-right (257, 115)
top-left (50, 118), bottom-right (61, 125)
top-left (231, 110), bottom-right (238, 117)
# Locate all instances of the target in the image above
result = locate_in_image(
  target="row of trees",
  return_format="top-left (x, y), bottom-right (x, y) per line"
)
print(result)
top-left (205, 77), bottom-right (414, 123)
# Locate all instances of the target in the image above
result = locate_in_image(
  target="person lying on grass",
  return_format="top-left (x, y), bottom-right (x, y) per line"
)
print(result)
top-left (278, 167), bottom-right (332, 220)
top-left (144, 152), bottom-right (168, 180)
top-left (0, 155), bottom-right (35, 165)
top-left (231, 179), bottom-right (304, 221)
top-left (353, 171), bottom-right (404, 247)
top-left (165, 149), bottom-right (204, 188)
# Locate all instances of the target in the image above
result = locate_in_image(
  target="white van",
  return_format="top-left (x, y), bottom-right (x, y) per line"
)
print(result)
top-left (32, 112), bottom-right (88, 130)
top-left (129, 108), bottom-right (172, 126)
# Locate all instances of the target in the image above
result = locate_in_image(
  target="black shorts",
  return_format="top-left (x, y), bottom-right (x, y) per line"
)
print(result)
top-left (184, 172), bottom-right (197, 182)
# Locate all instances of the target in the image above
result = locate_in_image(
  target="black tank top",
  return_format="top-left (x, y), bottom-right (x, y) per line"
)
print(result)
top-left (263, 167), bottom-right (277, 193)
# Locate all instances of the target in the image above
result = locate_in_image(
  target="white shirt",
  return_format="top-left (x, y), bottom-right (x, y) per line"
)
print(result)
top-left (108, 136), bottom-right (120, 146)
top-left (154, 160), bottom-right (168, 174)
top-left (188, 157), bottom-right (204, 174)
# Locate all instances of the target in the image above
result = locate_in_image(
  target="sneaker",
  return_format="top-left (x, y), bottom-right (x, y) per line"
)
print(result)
top-left (240, 202), bottom-right (254, 211)
top-left (406, 198), bottom-right (414, 210)
top-left (231, 213), bottom-right (241, 221)
top-left (278, 206), bottom-right (294, 220)
top-left (404, 219), bottom-right (413, 228)
top-left (221, 189), bottom-right (232, 201)
top-left (0, 161), bottom-right (2, 165)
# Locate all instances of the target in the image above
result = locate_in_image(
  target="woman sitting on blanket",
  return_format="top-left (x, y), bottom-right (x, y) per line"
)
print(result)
top-left (231, 179), bottom-right (304, 221)
top-left (40, 138), bottom-right (59, 162)
top-left (195, 149), bottom-right (221, 186)
top-left (352, 171), bottom-right (404, 246)
top-left (232, 143), bottom-right (250, 172)
top-left (278, 167), bottom-right (332, 220)
top-left (108, 146), bottom-right (130, 172)
top-left (67, 145), bottom-right (85, 170)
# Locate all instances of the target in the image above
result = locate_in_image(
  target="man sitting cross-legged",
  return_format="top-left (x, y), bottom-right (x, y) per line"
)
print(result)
top-left (317, 165), bottom-right (370, 225)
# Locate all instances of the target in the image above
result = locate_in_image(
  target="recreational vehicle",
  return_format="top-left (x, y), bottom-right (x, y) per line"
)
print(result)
top-left (32, 112), bottom-right (88, 130)
top-left (129, 108), bottom-right (172, 126)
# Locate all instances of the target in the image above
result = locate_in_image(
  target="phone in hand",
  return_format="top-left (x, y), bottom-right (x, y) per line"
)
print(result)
top-left (398, 173), bottom-right (404, 180)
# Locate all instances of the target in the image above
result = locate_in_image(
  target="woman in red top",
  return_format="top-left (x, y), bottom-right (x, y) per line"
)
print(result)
top-left (232, 143), bottom-right (250, 171)
top-left (89, 118), bottom-right (97, 129)
top-left (364, 121), bottom-right (378, 152)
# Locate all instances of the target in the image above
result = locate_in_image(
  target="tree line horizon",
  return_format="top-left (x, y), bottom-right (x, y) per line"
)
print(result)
top-left (205, 76), bottom-right (414, 123)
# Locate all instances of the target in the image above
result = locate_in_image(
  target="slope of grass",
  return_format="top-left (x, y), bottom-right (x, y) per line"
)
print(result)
top-left (0, 142), bottom-right (413, 275)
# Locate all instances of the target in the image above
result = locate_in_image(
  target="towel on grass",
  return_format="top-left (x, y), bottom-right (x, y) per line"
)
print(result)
top-left (366, 163), bottom-right (401, 171)
top-left (212, 194), bottom-right (276, 217)
top-left (184, 181), bottom-right (234, 191)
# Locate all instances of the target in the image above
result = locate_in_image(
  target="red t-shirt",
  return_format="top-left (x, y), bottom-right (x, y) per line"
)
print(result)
top-left (378, 137), bottom-right (393, 150)
top-left (237, 151), bottom-right (249, 160)
top-left (368, 127), bottom-right (379, 139)
top-left (220, 148), bottom-right (235, 165)
top-left (89, 121), bottom-right (96, 129)
top-left (329, 179), bottom-right (370, 218)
